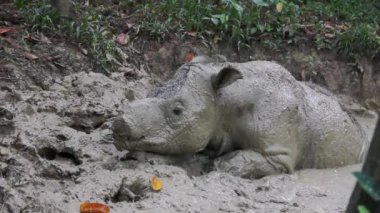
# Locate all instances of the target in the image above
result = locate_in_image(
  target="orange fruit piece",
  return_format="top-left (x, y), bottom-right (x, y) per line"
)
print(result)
top-left (184, 51), bottom-right (196, 63)
top-left (150, 176), bottom-right (163, 191)
top-left (80, 202), bottom-right (110, 213)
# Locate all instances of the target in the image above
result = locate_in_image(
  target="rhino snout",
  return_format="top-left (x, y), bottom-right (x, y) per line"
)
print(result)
top-left (112, 116), bottom-right (145, 144)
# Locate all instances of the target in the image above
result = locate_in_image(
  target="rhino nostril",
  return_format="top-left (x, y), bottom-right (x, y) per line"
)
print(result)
top-left (113, 117), bottom-right (130, 139)
top-left (113, 117), bottom-right (145, 142)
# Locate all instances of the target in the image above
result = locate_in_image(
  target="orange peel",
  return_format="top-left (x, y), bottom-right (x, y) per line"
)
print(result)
top-left (184, 51), bottom-right (196, 63)
top-left (80, 201), bottom-right (110, 213)
top-left (150, 175), bottom-right (163, 191)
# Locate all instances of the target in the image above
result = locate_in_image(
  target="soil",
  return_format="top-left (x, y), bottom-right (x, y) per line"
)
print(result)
top-left (1, 2), bottom-right (379, 213)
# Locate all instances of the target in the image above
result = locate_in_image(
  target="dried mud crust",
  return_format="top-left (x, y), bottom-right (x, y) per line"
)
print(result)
top-left (0, 63), bottom-right (151, 212)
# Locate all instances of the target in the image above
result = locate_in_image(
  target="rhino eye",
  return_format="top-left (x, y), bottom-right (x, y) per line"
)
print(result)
top-left (173, 107), bottom-right (183, 115)
top-left (169, 100), bottom-right (184, 116)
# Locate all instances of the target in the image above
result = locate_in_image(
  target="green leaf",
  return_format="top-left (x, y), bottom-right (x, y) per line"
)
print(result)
top-left (211, 17), bottom-right (219, 25)
top-left (276, 2), bottom-right (284, 12)
top-left (230, 1), bottom-right (244, 14)
top-left (211, 14), bottom-right (228, 25)
top-left (353, 171), bottom-right (380, 201)
top-left (257, 24), bottom-right (265, 32)
top-left (15, 0), bottom-right (26, 9)
top-left (253, 0), bottom-right (269, 7)
top-left (358, 205), bottom-right (370, 213)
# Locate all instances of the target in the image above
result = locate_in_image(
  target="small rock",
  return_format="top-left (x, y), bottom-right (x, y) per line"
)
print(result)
top-left (124, 70), bottom-right (138, 80)
top-left (234, 189), bottom-right (248, 198)
top-left (0, 107), bottom-right (14, 120)
top-left (112, 177), bottom-right (148, 202)
top-left (255, 186), bottom-right (270, 192)
top-left (0, 146), bottom-right (10, 156)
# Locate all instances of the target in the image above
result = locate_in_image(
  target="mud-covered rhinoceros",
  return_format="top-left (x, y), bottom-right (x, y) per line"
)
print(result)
top-left (112, 57), bottom-right (367, 178)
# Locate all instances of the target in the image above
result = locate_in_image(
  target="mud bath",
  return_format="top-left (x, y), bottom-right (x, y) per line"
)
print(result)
top-left (1, 0), bottom-right (379, 211)
top-left (0, 56), bottom-right (377, 213)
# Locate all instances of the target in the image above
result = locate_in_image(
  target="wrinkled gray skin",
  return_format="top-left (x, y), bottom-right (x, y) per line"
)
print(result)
top-left (113, 58), bottom-right (367, 178)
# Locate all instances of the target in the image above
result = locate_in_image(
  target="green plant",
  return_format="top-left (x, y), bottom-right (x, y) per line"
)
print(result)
top-left (336, 24), bottom-right (379, 57)
top-left (14, 0), bottom-right (27, 9)
top-left (137, 0), bottom-right (380, 58)
top-left (140, 0), bottom-right (213, 40)
top-left (357, 205), bottom-right (370, 213)
top-left (19, 0), bottom-right (378, 61)
top-left (15, 0), bottom-right (118, 71)
top-left (353, 171), bottom-right (380, 213)
top-left (304, 0), bottom-right (380, 23)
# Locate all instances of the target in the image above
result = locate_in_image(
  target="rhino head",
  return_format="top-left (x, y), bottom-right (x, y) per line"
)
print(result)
top-left (112, 63), bottom-right (242, 155)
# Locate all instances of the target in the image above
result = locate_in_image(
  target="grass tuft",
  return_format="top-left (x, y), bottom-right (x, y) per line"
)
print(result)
top-left (15, 0), bottom-right (118, 71)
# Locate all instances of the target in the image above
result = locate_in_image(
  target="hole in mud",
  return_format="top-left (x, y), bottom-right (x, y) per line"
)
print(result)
top-left (38, 147), bottom-right (56, 160)
top-left (56, 134), bottom-right (68, 141)
top-left (0, 107), bottom-right (14, 120)
top-left (38, 147), bottom-right (82, 165)
top-left (111, 177), bottom-right (148, 203)
top-left (0, 86), bottom-right (12, 92)
top-left (68, 124), bottom-right (92, 134)
top-left (93, 121), bottom-right (104, 129)
top-left (68, 121), bottom-right (105, 134)
top-left (77, 91), bottom-right (83, 97)
top-left (0, 107), bottom-right (15, 134)
top-left (59, 151), bottom-right (82, 165)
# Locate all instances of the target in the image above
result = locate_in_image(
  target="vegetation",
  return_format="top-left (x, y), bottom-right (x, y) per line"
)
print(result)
top-left (14, 0), bottom-right (118, 70)
top-left (138, 0), bottom-right (380, 58)
top-left (12, 0), bottom-right (380, 68)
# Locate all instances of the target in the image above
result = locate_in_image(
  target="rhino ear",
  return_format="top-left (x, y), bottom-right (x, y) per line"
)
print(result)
top-left (211, 66), bottom-right (243, 90)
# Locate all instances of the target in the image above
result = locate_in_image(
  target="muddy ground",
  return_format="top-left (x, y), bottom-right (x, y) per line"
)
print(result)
top-left (0, 64), bottom-right (376, 213)
top-left (1, 3), bottom-right (380, 213)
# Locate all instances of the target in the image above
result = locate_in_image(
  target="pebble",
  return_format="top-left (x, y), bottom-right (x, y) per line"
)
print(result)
top-left (0, 146), bottom-right (11, 156)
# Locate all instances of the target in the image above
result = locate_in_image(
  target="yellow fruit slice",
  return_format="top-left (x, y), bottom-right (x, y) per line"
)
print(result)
top-left (150, 176), bottom-right (163, 191)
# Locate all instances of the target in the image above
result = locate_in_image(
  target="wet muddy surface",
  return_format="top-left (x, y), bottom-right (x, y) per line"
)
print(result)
top-left (0, 58), bottom-right (377, 212)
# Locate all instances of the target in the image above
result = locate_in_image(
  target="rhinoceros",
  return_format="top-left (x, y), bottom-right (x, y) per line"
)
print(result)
top-left (112, 57), bottom-right (367, 178)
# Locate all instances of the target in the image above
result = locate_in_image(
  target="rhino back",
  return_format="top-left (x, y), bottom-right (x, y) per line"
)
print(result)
top-left (299, 83), bottom-right (366, 168)
top-left (210, 60), bottom-right (364, 169)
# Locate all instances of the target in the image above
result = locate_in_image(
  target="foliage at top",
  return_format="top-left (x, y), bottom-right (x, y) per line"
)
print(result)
top-left (14, 0), bottom-right (118, 71)
top-left (139, 0), bottom-right (380, 58)
top-left (11, 0), bottom-right (380, 69)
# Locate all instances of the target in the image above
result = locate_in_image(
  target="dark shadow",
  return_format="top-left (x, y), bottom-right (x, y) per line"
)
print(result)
top-left (346, 115), bottom-right (380, 212)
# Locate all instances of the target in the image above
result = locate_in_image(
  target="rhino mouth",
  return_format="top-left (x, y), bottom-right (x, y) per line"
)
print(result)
top-left (113, 130), bottom-right (146, 145)
top-left (126, 135), bottom-right (146, 143)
